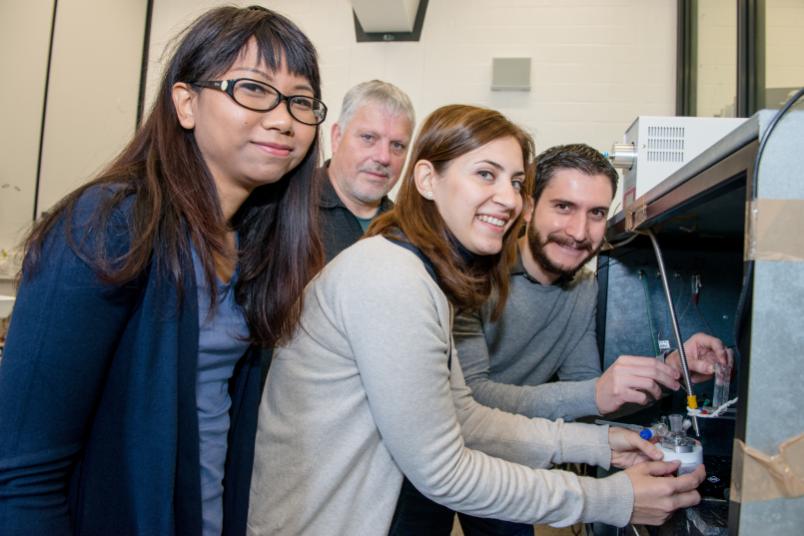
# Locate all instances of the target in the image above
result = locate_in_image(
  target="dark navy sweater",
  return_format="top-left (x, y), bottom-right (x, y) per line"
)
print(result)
top-left (0, 187), bottom-right (260, 535)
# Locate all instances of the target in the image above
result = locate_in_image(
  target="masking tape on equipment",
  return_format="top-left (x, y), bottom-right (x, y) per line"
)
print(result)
top-left (625, 198), bottom-right (648, 232)
top-left (747, 199), bottom-right (804, 262)
top-left (731, 433), bottom-right (804, 503)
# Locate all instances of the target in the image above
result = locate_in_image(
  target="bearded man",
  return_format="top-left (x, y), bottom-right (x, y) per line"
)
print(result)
top-left (410, 144), bottom-right (730, 536)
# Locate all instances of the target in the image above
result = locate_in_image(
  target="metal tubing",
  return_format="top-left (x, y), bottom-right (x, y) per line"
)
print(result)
top-left (643, 229), bottom-right (700, 436)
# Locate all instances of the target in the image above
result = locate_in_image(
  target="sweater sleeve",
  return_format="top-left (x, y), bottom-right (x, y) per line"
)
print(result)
top-left (450, 353), bottom-right (610, 469)
top-left (338, 241), bottom-right (634, 528)
top-left (457, 274), bottom-right (604, 421)
top-left (455, 306), bottom-right (600, 420)
top-left (0, 190), bottom-right (140, 535)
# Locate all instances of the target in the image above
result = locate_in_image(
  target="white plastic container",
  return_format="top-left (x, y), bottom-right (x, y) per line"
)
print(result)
top-left (661, 438), bottom-right (703, 475)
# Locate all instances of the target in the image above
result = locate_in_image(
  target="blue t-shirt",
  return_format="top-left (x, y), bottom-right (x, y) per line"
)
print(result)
top-left (193, 250), bottom-right (250, 536)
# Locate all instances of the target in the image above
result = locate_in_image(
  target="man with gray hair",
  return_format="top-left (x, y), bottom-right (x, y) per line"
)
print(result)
top-left (318, 80), bottom-right (415, 261)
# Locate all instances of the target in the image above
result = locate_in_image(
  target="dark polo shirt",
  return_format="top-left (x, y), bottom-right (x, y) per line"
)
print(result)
top-left (317, 164), bottom-right (394, 262)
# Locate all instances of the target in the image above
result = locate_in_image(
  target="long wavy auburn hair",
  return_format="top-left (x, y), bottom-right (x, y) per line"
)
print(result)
top-left (368, 104), bottom-right (535, 318)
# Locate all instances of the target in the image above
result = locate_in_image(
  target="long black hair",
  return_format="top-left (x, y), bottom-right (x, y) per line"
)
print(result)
top-left (22, 5), bottom-right (324, 346)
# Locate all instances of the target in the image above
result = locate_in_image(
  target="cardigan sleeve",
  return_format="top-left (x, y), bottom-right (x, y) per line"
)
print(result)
top-left (337, 240), bottom-right (633, 528)
top-left (0, 190), bottom-right (141, 535)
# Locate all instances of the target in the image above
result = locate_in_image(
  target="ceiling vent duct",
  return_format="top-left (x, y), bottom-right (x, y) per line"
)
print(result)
top-left (352, 0), bottom-right (428, 42)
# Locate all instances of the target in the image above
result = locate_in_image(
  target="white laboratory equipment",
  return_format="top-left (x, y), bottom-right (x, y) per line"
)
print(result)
top-left (608, 116), bottom-right (747, 211)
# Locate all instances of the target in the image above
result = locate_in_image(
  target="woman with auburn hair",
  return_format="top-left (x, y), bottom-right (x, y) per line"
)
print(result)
top-left (0, 6), bottom-right (325, 535)
top-left (248, 104), bottom-right (703, 535)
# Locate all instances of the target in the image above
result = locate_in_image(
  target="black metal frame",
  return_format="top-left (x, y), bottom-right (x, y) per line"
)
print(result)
top-left (32, 0), bottom-right (59, 221)
top-left (676, 0), bottom-right (697, 116)
top-left (737, 0), bottom-right (760, 116)
top-left (136, 0), bottom-right (154, 127)
top-left (678, 0), bottom-right (765, 118)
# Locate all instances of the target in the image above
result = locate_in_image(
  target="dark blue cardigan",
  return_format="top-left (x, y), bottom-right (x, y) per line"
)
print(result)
top-left (0, 189), bottom-right (261, 535)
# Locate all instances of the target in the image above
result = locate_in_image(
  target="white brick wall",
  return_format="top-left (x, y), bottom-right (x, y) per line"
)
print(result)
top-left (0, 2), bottom-right (52, 257)
top-left (145, 0), bottom-right (677, 157)
top-left (0, 0), bottom-right (147, 259)
top-left (765, 0), bottom-right (804, 90)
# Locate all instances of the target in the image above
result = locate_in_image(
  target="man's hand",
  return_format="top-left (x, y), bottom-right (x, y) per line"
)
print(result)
top-left (595, 357), bottom-right (681, 415)
top-left (626, 462), bottom-right (705, 525)
top-left (666, 332), bottom-right (732, 384)
top-left (608, 427), bottom-right (663, 469)
top-left (595, 333), bottom-right (732, 414)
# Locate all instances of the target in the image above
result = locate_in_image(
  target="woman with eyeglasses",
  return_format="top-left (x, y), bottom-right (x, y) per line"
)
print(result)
top-left (0, 6), bottom-right (326, 535)
top-left (247, 105), bottom-right (705, 535)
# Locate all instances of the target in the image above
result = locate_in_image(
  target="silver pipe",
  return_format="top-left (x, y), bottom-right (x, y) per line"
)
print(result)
top-left (642, 229), bottom-right (700, 437)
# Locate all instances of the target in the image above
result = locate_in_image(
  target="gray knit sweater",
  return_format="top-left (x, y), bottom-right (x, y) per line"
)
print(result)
top-left (455, 256), bottom-right (602, 421)
top-left (247, 237), bottom-right (633, 535)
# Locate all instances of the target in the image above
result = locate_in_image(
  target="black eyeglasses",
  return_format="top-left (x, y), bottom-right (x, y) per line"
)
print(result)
top-left (191, 78), bottom-right (327, 126)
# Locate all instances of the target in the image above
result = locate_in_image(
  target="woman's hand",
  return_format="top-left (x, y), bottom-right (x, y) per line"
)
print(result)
top-left (626, 461), bottom-right (705, 525)
top-left (608, 427), bottom-right (663, 469)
